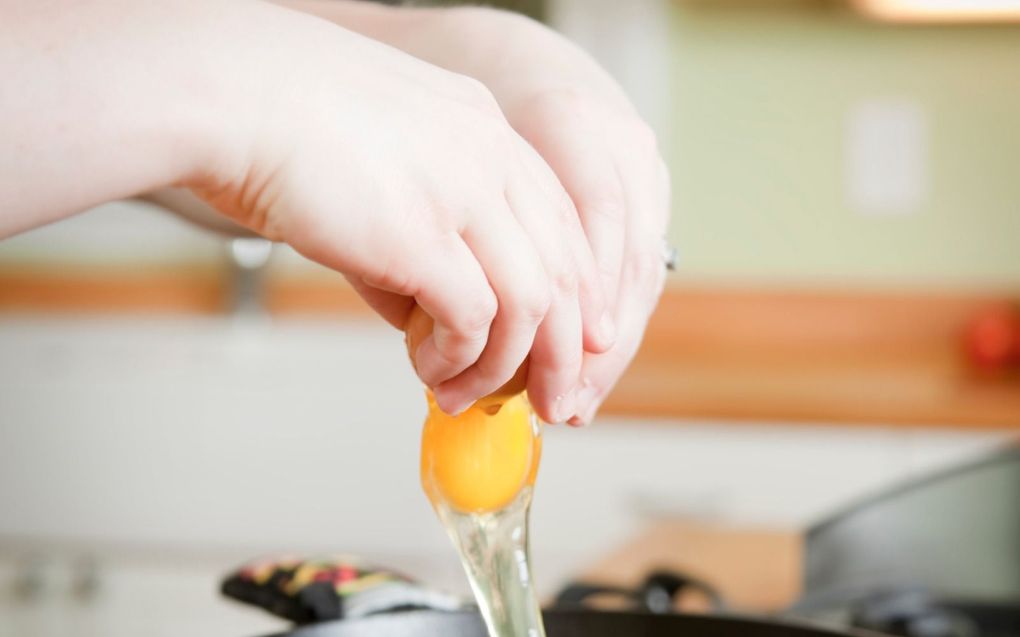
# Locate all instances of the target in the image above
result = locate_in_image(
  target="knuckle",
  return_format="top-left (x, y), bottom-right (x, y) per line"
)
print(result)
top-left (624, 250), bottom-right (664, 289)
top-left (431, 342), bottom-right (464, 369)
top-left (549, 88), bottom-right (589, 115)
top-left (455, 293), bottom-right (498, 336)
top-left (460, 77), bottom-right (503, 118)
top-left (586, 191), bottom-right (626, 225)
top-left (554, 195), bottom-right (579, 228)
top-left (517, 284), bottom-right (552, 325)
top-left (423, 201), bottom-right (462, 234)
top-left (434, 338), bottom-right (480, 374)
top-left (368, 252), bottom-right (416, 297)
top-left (474, 355), bottom-right (516, 390)
top-left (498, 280), bottom-right (551, 328)
top-left (630, 120), bottom-right (659, 151)
top-left (530, 87), bottom-right (589, 119)
top-left (550, 266), bottom-right (579, 298)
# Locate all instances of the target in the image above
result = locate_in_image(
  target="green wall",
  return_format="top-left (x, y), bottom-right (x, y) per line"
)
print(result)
top-left (667, 5), bottom-right (1020, 290)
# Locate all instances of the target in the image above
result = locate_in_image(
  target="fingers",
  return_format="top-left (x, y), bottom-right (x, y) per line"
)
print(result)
top-left (368, 233), bottom-right (498, 389)
top-left (422, 138), bottom-right (611, 419)
top-left (285, 218), bottom-right (498, 384)
top-left (512, 139), bottom-right (615, 355)
top-left (519, 115), bottom-right (627, 314)
top-left (503, 166), bottom-right (589, 423)
top-left (344, 275), bottom-right (413, 329)
top-left (567, 255), bottom-right (660, 423)
top-left (568, 141), bottom-right (670, 425)
top-left (562, 185), bottom-right (618, 354)
top-left (566, 283), bottom-right (650, 427)
top-left (433, 204), bottom-right (550, 415)
top-left (527, 288), bottom-right (583, 424)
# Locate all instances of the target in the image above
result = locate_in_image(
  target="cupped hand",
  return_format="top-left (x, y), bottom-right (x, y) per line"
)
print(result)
top-left (435, 8), bottom-right (672, 424)
top-left (195, 4), bottom-right (613, 421)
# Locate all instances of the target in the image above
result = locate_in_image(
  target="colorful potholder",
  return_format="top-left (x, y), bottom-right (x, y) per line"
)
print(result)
top-left (221, 555), bottom-right (464, 624)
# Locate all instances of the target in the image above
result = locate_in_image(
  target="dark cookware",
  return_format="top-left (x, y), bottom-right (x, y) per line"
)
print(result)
top-left (273, 608), bottom-right (865, 637)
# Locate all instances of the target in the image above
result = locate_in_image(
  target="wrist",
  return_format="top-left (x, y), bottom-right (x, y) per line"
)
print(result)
top-left (411, 6), bottom-right (532, 76)
top-left (402, 7), bottom-right (602, 112)
top-left (274, 1), bottom-right (525, 80)
top-left (175, 2), bottom-right (337, 195)
top-left (121, 0), bottom-right (265, 193)
top-left (270, 0), bottom-right (434, 52)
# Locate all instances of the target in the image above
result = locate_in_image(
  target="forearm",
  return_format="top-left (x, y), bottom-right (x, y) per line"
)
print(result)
top-left (272, 1), bottom-right (627, 112)
top-left (0, 0), bottom-right (252, 238)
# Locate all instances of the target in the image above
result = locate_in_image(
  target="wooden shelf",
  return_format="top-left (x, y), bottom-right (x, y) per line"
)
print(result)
top-left (609, 288), bottom-right (1020, 428)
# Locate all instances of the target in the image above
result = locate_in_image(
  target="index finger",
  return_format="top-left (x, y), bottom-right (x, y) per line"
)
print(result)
top-left (398, 234), bottom-right (499, 389)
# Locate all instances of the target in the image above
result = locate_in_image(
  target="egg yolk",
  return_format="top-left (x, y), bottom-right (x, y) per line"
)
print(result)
top-left (420, 391), bottom-right (541, 514)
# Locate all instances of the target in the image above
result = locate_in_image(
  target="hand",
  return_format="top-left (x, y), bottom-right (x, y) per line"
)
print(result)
top-left (278, 1), bottom-right (671, 424)
top-left (2, 0), bottom-right (614, 421)
top-left (411, 8), bottom-right (672, 424)
top-left (195, 3), bottom-right (613, 421)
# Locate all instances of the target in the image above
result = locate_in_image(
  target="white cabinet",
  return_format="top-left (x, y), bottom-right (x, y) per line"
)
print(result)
top-left (0, 554), bottom-right (284, 637)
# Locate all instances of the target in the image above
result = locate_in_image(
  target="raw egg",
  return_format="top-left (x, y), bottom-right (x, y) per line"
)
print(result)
top-left (405, 305), bottom-right (547, 637)
top-left (420, 390), bottom-right (541, 514)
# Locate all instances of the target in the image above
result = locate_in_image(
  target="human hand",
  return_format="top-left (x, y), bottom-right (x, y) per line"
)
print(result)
top-left (195, 3), bottom-right (614, 421)
top-left (423, 8), bottom-right (672, 424)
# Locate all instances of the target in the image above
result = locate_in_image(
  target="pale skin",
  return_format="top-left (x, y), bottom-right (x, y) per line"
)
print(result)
top-left (1, 0), bottom-right (669, 425)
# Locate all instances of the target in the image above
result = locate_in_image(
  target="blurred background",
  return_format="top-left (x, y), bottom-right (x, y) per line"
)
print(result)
top-left (1, 1), bottom-right (1018, 636)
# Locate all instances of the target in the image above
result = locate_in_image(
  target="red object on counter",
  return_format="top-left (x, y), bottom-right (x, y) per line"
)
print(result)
top-left (962, 304), bottom-right (1020, 373)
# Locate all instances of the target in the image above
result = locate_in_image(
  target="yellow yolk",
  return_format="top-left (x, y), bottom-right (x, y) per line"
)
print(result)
top-left (420, 391), bottom-right (541, 514)
top-left (405, 304), bottom-right (541, 515)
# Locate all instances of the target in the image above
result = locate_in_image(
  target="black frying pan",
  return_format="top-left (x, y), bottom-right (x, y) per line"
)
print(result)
top-left (274, 609), bottom-right (865, 637)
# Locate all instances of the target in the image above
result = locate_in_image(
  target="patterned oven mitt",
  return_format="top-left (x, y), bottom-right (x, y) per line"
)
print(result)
top-left (221, 556), bottom-right (464, 624)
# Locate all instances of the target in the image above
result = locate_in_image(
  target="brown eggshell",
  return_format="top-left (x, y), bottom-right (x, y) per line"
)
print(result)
top-left (404, 304), bottom-right (527, 399)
